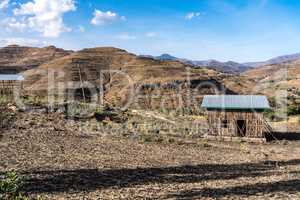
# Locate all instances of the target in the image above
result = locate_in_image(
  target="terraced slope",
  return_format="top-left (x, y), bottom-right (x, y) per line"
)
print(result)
top-left (23, 47), bottom-right (252, 110)
top-left (0, 45), bottom-right (72, 73)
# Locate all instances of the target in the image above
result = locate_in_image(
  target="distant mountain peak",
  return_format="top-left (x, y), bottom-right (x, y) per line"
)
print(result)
top-left (244, 52), bottom-right (300, 67)
top-left (156, 54), bottom-right (178, 61)
top-left (139, 54), bottom-right (252, 74)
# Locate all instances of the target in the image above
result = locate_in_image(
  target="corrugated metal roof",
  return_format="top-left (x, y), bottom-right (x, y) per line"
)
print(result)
top-left (0, 74), bottom-right (24, 81)
top-left (201, 95), bottom-right (270, 110)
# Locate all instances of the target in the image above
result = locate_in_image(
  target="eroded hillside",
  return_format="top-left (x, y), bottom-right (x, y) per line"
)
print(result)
top-left (22, 47), bottom-right (253, 110)
top-left (0, 45), bottom-right (72, 73)
top-left (1, 45), bottom-right (298, 109)
top-left (244, 61), bottom-right (300, 98)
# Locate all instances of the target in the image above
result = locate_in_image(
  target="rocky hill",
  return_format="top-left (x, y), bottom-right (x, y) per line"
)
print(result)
top-left (23, 47), bottom-right (253, 110)
top-left (243, 60), bottom-right (300, 99)
top-left (0, 45), bottom-right (72, 73)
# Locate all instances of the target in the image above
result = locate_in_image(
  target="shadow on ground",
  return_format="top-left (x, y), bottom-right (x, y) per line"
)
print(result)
top-left (266, 131), bottom-right (300, 141)
top-left (165, 179), bottom-right (300, 199)
top-left (5, 159), bottom-right (300, 198)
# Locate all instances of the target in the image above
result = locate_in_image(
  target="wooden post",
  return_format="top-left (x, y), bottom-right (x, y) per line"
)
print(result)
top-left (77, 62), bottom-right (86, 103)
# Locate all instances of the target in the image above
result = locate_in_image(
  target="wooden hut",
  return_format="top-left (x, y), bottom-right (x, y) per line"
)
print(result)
top-left (0, 74), bottom-right (24, 96)
top-left (201, 95), bottom-right (272, 142)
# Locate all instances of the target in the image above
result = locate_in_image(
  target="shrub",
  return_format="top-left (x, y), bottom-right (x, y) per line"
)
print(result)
top-left (140, 135), bottom-right (153, 143)
top-left (0, 96), bottom-right (10, 104)
top-left (139, 134), bottom-right (165, 144)
top-left (264, 110), bottom-right (276, 121)
top-left (155, 136), bottom-right (164, 143)
top-left (65, 102), bottom-right (98, 120)
top-left (0, 170), bottom-right (28, 200)
top-left (167, 138), bottom-right (176, 144)
top-left (22, 96), bottom-right (46, 107)
top-left (0, 105), bottom-right (16, 129)
top-left (287, 105), bottom-right (300, 116)
top-left (198, 139), bottom-right (211, 148)
top-left (264, 109), bottom-right (285, 122)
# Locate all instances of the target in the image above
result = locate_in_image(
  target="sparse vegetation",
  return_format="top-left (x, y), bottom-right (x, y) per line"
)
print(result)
top-left (264, 109), bottom-right (284, 121)
top-left (287, 104), bottom-right (300, 116)
top-left (167, 137), bottom-right (176, 144)
top-left (198, 139), bottom-right (212, 148)
top-left (0, 98), bottom-right (300, 199)
top-left (0, 95), bottom-right (10, 105)
top-left (139, 134), bottom-right (165, 144)
top-left (0, 170), bottom-right (37, 200)
top-left (64, 102), bottom-right (96, 119)
top-left (239, 143), bottom-right (251, 154)
top-left (0, 104), bottom-right (16, 130)
top-left (22, 95), bottom-right (47, 107)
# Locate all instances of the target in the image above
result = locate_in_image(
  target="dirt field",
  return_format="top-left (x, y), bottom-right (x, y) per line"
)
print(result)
top-left (1, 111), bottom-right (300, 200)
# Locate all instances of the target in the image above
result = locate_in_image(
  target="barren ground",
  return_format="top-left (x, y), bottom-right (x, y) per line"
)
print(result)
top-left (1, 111), bottom-right (300, 200)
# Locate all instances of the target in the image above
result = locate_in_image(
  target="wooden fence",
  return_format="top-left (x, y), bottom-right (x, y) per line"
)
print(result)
top-left (0, 80), bottom-right (22, 96)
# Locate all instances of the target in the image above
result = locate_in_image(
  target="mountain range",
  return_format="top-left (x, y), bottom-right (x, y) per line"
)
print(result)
top-left (0, 45), bottom-right (299, 109)
top-left (140, 52), bottom-right (300, 74)
top-left (0, 45), bottom-right (248, 110)
top-left (244, 53), bottom-right (300, 67)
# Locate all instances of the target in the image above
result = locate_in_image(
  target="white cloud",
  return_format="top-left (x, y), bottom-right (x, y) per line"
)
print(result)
top-left (185, 12), bottom-right (202, 20)
top-left (91, 9), bottom-right (125, 26)
top-left (10, 0), bottom-right (76, 37)
top-left (145, 32), bottom-right (157, 38)
top-left (0, 37), bottom-right (48, 47)
top-left (0, 0), bottom-right (9, 9)
top-left (2, 17), bottom-right (27, 30)
top-left (116, 33), bottom-right (136, 40)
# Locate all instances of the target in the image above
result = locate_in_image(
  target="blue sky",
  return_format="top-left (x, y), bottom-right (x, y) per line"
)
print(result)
top-left (1, 0), bottom-right (300, 62)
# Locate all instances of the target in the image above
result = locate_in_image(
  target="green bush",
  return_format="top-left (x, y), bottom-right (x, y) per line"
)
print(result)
top-left (141, 135), bottom-right (153, 143)
top-left (65, 102), bottom-right (99, 119)
top-left (264, 109), bottom-right (285, 122)
top-left (0, 171), bottom-right (29, 200)
top-left (287, 105), bottom-right (300, 116)
top-left (0, 96), bottom-right (10, 104)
